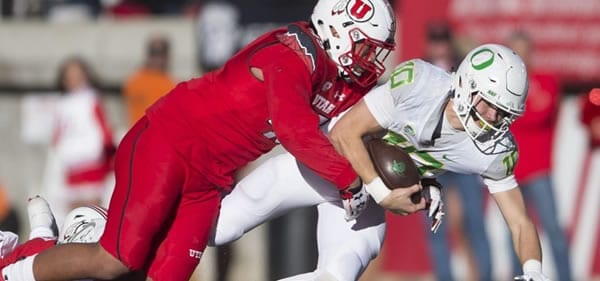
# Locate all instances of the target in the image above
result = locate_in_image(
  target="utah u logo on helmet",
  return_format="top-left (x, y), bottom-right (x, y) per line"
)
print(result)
top-left (348, 0), bottom-right (374, 22)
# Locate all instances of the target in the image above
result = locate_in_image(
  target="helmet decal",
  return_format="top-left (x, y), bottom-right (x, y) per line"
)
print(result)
top-left (332, 0), bottom-right (347, 15)
top-left (347, 0), bottom-right (374, 22)
top-left (58, 205), bottom-right (107, 244)
top-left (280, 24), bottom-right (318, 72)
top-left (470, 48), bottom-right (495, 70)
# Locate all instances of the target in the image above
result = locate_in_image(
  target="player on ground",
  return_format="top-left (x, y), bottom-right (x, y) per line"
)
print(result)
top-left (0, 196), bottom-right (107, 270)
top-left (211, 44), bottom-right (551, 281)
top-left (0, 1), bottom-right (400, 280)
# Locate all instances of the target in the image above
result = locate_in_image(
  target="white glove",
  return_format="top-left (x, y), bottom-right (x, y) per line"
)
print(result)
top-left (0, 231), bottom-right (19, 258)
top-left (421, 178), bottom-right (445, 233)
top-left (341, 183), bottom-right (369, 221)
top-left (514, 260), bottom-right (551, 281)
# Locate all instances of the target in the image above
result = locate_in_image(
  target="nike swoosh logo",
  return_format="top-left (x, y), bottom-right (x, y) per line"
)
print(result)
top-left (442, 155), bottom-right (457, 163)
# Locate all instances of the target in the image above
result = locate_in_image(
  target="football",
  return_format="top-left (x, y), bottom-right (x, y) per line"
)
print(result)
top-left (365, 137), bottom-right (422, 202)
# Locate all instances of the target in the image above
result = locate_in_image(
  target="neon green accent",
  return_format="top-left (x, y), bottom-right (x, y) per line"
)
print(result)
top-left (471, 48), bottom-right (494, 70)
top-left (382, 131), bottom-right (444, 176)
top-left (390, 61), bottom-right (415, 89)
top-left (392, 160), bottom-right (406, 176)
top-left (502, 150), bottom-right (518, 176)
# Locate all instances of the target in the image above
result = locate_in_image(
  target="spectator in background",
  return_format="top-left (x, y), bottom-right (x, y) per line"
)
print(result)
top-left (581, 89), bottom-right (600, 149)
top-left (123, 34), bottom-right (176, 125)
top-left (43, 0), bottom-right (103, 21)
top-left (106, 0), bottom-right (151, 18)
top-left (507, 30), bottom-right (573, 281)
top-left (197, 0), bottom-right (241, 72)
top-left (423, 22), bottom-right (492, 281)
top-left (50, 57), bottom-right (115, 215)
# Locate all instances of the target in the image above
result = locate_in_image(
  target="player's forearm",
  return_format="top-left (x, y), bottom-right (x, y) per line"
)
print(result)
top-left (510, 218), bottom-right (543, 264)
top-left (330, 130), bottom-right (378, 184)
top-left (329, 100), bottom-right (383, 185)
top-left (279, 133), bottom-right (357, 189)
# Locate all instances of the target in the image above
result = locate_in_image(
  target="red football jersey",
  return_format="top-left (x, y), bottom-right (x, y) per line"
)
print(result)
top-left (146, 22), bottom-right (370, 190)
top-left (0, 238), bottom-right (55, 268)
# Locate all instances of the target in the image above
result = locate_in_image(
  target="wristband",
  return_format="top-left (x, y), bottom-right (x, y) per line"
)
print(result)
top-left (365, 177), bottom-right (391, 204)
top-left (523, 259), bottom-right (542, 274)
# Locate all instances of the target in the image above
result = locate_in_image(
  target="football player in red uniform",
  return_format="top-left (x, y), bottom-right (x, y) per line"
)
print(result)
top-left (1, 1), bottom-right (397, 280)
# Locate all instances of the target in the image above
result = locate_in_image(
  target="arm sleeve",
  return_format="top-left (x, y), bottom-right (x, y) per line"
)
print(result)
top-left (482, 150), bottom-right (519, 193)
top-left (483, 175), bottom-right (518, 193)
top-left (0, 238), bottom-right (56, 268)
top-left (250, 46), bottom-right (357, 189)
top-left (363, 59), bottom-right (427, 129)
top-left (363, 82), bottom-right (395, 128)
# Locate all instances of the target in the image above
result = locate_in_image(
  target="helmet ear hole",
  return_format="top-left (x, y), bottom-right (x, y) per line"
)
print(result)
top-left (328, 26), bottom-right (340, 38)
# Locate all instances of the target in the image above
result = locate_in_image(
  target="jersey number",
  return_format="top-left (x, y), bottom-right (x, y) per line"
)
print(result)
top-left (502, 150), bottom-right (518, 176)
top-left (390, 61), bottom-right (415, 89)
top-left (382, 130), bottom-right (444, 176)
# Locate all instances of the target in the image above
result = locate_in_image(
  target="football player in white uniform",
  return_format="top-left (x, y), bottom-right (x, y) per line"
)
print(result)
top-left (0, 196), bottom-right (108, 280)
top-left (211, 44), bottom-right (550, 281)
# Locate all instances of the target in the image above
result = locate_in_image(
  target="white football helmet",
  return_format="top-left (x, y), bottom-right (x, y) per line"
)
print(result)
top-left (311, 0), bottom-right (396, 87)
top-left (451, 43), bottom-right (529, 144)
top-left (58, 205), bottom-right (107, 244)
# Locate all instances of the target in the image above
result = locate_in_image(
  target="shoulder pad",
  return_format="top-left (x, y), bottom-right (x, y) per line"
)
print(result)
top-left (277, 23), bottom-right (320, 73)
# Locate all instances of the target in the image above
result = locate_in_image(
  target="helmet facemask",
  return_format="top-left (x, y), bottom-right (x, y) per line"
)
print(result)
top-left (337, 28), bottom-right (394, 87)
top-left (458, 90), bottom-right (516, 144)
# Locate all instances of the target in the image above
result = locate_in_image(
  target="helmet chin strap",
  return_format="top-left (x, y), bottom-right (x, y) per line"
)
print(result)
top-left (338, 69), bottom-right (353, 83)
top-left (456, 95), bottom-right (496, 143)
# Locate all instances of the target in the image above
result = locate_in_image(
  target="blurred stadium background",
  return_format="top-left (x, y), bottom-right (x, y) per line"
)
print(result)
top-left (0, 0), bottom-right (598, 280)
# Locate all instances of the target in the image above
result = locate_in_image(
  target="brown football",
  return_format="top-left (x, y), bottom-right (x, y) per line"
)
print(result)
top-left (365, 138), bottom-right (422, 202)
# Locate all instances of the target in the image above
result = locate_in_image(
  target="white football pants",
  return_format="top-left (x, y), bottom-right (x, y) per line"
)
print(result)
top-left (210, 152), bottom-right (386, 281)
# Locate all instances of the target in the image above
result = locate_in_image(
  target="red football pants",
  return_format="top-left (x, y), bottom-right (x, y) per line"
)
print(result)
top-left (100, 117), bottom-right (222, 281)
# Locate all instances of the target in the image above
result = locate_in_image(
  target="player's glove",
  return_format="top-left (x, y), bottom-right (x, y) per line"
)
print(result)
top-left (421, 178), bottom-right (445, 233)
top-left (340, 179), bottom-right (369, 221)
top-left (514, 260), bottom-right (551, 281)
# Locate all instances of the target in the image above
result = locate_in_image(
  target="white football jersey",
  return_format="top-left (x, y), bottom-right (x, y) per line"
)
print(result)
top-left (361, 59), bottom-right (519, 193)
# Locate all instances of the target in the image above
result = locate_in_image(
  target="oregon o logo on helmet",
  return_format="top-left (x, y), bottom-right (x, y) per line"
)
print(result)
top-left (347, 0), bottom-right (374, 22)
top-left (470, 48), bottom-right (494, 70)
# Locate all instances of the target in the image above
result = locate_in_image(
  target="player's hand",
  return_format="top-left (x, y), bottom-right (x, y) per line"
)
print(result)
top-left (340, 180), bottom-right (369, 221)
top-left (421, 178), bottom-right (445, 233)
top-left (379, 184), bottom-right (427, 215)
